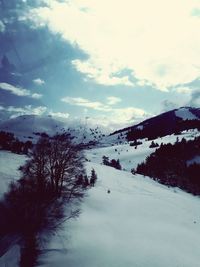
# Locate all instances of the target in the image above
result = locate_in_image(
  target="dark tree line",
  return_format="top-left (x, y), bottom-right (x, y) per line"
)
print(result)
top-left (130, 140), bottom-right (143, 147)
top-left (76, 168), bottom-right (97, 187)
top-left (102, 156), bottom-right (122, 170)
top-left (127, 119), bottom-right (200, 141)
top-left (149, 141), bottom-right (159, 148)
top-left (135, 136), bottom-right (200, 195)
top-left (0, 131), bottom-right (33, 154)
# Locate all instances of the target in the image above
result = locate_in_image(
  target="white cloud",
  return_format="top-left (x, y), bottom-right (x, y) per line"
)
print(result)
top-left (0, 83), bottom-right (30, 96)
top-left (189, 89), bottom-right (200, 107)
top-left (33, 78), bottom-right (45, 85)
top-left (0, 20), bottom-right (5, 32)
top-left (61, 96), bottom-right (149, 129)
top-left (175, 86), bottom-right (191, 94)
top-left (2, 105), bottom-right (47, 118)
top-left (84, 107), bottom-right (150, 131)
top-left (161, 100), bottom-right (180, 112)
top-left (107, 96), bottom-right (121, 105)
top-left (0, 82), bottom-right (43, 99)
top-left (112, 107), bottom-right (148, 124)
top-left (72, 59), bottom-right (133, 86)
top-left (32, 93), bottom-right (43, 99)
top-left (49, 111), bottom-right (70, 120)
top-left (61, 96), bottom-right (110, 111)
top-left (30, 0), bottom-right (200, 90)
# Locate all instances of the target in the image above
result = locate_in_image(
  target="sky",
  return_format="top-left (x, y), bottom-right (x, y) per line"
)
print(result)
top-left (0, 0), bottom-right (200, 130)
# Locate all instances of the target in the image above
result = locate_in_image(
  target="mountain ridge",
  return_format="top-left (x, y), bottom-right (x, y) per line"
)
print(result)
top-left (110, 107), bottom-right (200, 141)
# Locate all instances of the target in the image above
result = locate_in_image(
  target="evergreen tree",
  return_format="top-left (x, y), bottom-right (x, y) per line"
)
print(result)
top-left (84, 175), bottom-right (90, 187)
top-left (90, 169), bottom-right (97, 186)
top-left (102, 155), bottom-right (110, 165)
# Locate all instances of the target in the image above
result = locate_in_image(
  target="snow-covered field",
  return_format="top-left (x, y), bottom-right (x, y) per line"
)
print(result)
top-left (0, 115), bottom-right (106, 144)
top-left (39, 162), bottom-right (200, 267)
top-left (38, 132), bottom-right (200, 267)
top-left (175, 107), bottom-right (199, 121)
top-left (1, 129), bottom-right (200, 267)
top-left (0, 151), bottom-right (27, 198)
top-left (0, 151), bottom-right (27, 267)
top-left (88, 130), bottom-right (200, 171)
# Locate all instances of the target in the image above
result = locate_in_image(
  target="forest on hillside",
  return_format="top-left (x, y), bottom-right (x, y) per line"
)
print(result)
top-left (127, 119), bottom-right (200, 141)
top-left (135, 136), bottom-right (200, 195)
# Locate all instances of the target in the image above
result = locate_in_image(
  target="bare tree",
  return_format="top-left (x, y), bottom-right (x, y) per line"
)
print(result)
top-left (22, 133), bottom-right (85, 200)
top-left (0, 133), bottom-right (86, 266)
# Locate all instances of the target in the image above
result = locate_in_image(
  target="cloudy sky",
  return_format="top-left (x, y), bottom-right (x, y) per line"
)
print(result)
top-left (0, 0), bottom-right (200, 130)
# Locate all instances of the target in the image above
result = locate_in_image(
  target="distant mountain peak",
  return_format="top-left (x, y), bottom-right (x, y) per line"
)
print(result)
top-left (110, 106), bottom-right (200, 141)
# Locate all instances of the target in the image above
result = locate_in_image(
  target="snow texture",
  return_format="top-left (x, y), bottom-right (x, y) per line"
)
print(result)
top-left (136, 125), bottom-right (144, 130)
top-left (39, 162), bottom-right (200, 267)
top-left (1, 129), bottom-right (200, 267)
top-left (0, 115), bottom-right (105, 144)
top-left (38, 130), bottom-right (200, 267)
top-left (187, 155), bottom-right (200, 166)
top-left (175, 107), bottom-right (199, 121)
top-left (0, 151), bottom-right (27, 198)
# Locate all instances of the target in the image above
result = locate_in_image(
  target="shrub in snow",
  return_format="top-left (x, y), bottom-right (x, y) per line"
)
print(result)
top-left (102, 156), bottom-right (122, 170)
top-left (130, 140), bottom-right (142, 146)
top-left (90, 169), bottom-right (97, 186)
top-left (102, 155), bottom-right (110, 166)
top-left (149, 141), bottom-right (159, 148)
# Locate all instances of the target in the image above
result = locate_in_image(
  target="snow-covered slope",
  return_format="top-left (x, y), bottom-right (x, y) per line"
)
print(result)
top-left (37, 130), bottom-right (200, 267)
top-left (0, 151), bottom-right (27, 267)
top-left (109, 107), bottom-right (200, 143)
top-left (1, 107), bottom-right (199, 147)
top-left (0, 115), bottom-right (105, 144)
top-left (175, 107), bottom-right (199, 121)
top-left (38, 161), bottom-right (200, 267)
top-left (0, 151), bottom-right (27, 199)
top-left (0, 115), bottom-right (65, 139)
top-left (89, 129), bottom-right (200, 171)
top-left (1, 126), bottom-right (200, 267)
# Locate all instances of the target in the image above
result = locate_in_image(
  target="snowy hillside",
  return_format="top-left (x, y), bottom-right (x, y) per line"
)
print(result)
top-left (0, 115), bottom-right (105, 144)
top-left (1, 121), bottom-right (200, 266)
top-left (38, 153), bottom-right (200, 267)
top-left (91, 129), bottom-right (200, 171)
top-left (110, 106), bottom-right (200, 142)
top-left (0, 152), bottom-right (27, 267)
top-left (0, 151), bottom-right (27, 199)
top-left (175, 107), bottom-right (199, 121)
top-left (1, 107), bottom-right (200, 147)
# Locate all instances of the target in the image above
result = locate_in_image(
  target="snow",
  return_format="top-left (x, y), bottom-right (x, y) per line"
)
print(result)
top-left (0, 245), bottom-right (20, 267)
top-left (0, 151), bottom-right (27, 267)
top-left (187, 155), bottom-right (200, 166)
top-left (136, 125), bottom-right (144, 130)
top-left (38, 130), bottom-right (200, 267)
top-left (0, 151), bottom-right (27, 198)
top-left (39, 162), bottom-right (200, 267)
top-left (87, 130), bottom-right (200, 171)
top-left (175, 107), bottom-right (199, 121)
top-left (0, 115), bottom-right (106, 144)
top-left (1, 129), bottom-right (200, 266)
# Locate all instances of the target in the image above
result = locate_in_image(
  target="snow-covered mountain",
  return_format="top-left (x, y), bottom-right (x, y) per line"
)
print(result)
top-left (0, 115), bottom-right (106, 144)
top-left (1, 107), bottom-right (200, 147)
top-left (110, 107), bottom-right (200, 142)
top-left (1, 108), bottom-right (200, 266)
